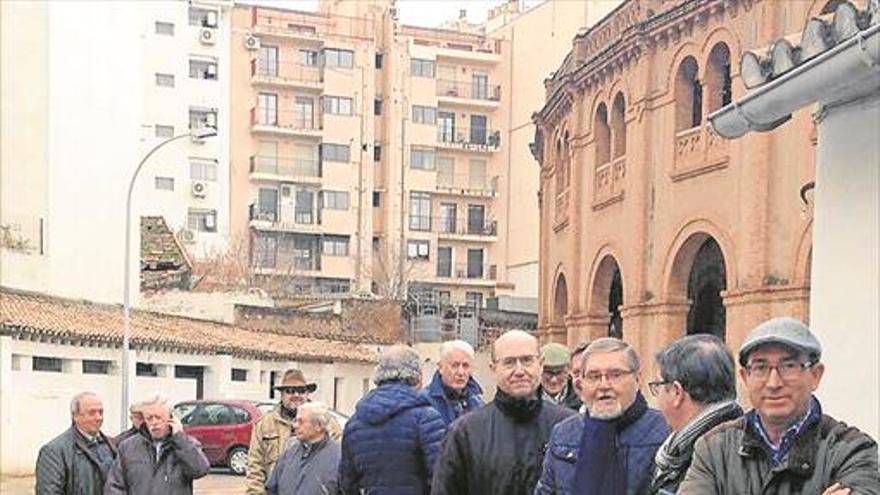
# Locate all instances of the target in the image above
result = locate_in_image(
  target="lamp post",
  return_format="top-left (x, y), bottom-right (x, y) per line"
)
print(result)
top-left (121, 127), bottom-right (216, 428)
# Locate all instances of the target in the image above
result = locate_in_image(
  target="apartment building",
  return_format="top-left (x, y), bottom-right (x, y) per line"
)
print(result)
top-left (229, 0), bottom-right (616, 307)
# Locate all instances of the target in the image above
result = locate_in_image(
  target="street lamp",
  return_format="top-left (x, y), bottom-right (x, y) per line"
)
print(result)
top-left (121, 126), bottom-right (217, 428)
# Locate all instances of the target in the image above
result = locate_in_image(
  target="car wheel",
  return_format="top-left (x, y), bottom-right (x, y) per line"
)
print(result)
top-left (227, 447), bottom-right (248, 476)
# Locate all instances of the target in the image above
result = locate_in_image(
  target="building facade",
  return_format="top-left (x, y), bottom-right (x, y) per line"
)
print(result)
top-left (534, 0), bottom-right (824, 379)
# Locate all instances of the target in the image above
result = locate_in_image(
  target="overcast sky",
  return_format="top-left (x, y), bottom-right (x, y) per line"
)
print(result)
top-left (243, 0), bottom-right (546, 28)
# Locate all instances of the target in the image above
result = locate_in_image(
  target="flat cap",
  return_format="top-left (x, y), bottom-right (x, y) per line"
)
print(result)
top-left (541, 343), bottom-right (571, 368)
top-left (739, 317), bottom-right (822, 366)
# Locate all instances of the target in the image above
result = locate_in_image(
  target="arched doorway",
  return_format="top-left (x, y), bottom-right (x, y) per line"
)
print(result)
top-left (608, 266), bottom-right (623, 338)
top-left (589, 255), bottom-right (624, 338)
top-left (685, 238), bottom-right (727, 338)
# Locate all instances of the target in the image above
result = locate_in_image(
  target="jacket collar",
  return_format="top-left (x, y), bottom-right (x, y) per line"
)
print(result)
top-left (738, 401), bottom-right (824, 477)
top-left (69, 426), bottom-right (116, 468)
top-left (427, 370), bottom-right (482, 400)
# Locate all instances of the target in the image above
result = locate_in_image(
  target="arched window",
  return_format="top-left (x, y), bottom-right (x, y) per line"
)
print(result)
top-left (562, 130), bottom-right (571, 187)
top-left (611, 92), bottom-right (626, 158)
top-left (554, 137), bottom-right (564, 192)
top-left (705, 43), bottom-right (732, 113)
top-left (675, 56), bottom-right (702, 131)
top-left (553, 274), bottom-right (568, 324)
top-left (594, 103), bottom-right (610, 165)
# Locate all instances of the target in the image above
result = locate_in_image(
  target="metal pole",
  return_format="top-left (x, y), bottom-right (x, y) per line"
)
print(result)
top-left (121, 132), bottom-right (196, 429)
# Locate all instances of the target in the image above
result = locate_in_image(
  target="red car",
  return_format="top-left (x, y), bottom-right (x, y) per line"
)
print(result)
top-left (173, 399), bottom-right (263, 475)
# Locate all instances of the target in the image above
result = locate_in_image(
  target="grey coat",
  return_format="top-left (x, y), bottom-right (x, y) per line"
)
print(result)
top-left (266, 437), bottom-right (341, 495)
top-left (679, 413), bottom-right (880, 494)
top-left (36, 426), bottom-right (118, 495)
top-left (104, 428), bottom-right (210, 495)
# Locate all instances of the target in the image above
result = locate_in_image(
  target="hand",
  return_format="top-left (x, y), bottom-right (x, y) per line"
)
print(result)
top-left (821, 482), bottom-right (851, 495)
top-left (169, 415), bottom-right (184, 435)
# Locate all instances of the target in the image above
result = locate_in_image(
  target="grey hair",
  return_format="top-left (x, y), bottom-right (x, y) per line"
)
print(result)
top-left (374, 345), bottom-right (422, 386)
top-left (581, 337), bottom-right (640, 373)
top-left (298, 401), bottom-right (332, 430)
top-left (140, 394), bottom-right (171, 413)
top-left (440, 340), bottom-right (475, 361)
top-left (70, 391), bottom-right (98, 415)
top-left (491, 330), bottom-right (538, 361)
top-left (655, 334), bottom-right (736, 404)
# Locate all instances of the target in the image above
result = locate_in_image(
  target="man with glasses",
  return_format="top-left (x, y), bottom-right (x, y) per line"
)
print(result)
top-left (680, 317), bottom-right (879, 494)
top-left (432, 330), bottom-right (574, 495)
top-left (535, 337), bottom-right (669, 494)
top-left (246, 369), bottom-right (336, 495)
top-left (648, 334), bottom-right (743, 494)
top-left (540, 342), bottom-right (582, 411)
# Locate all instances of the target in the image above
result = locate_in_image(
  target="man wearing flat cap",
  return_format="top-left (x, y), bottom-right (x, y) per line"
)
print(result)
top-left (540, 342), bottom-right (581, 411)
top-left (246, 369), bottom-right (338, 495)
top-left (680, 317), bottom-right (879, 494)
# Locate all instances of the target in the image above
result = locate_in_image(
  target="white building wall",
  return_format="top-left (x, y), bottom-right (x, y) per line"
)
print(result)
top-left (811, 94), bottom-right (880, 441)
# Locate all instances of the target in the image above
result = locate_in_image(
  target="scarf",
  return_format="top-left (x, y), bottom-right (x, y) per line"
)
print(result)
top-left (652, 400), bottom-right (743, 491)
top-left (493, 388), bottom-right (543, 423)
top-left (573, 391), bottom-right (649, 495)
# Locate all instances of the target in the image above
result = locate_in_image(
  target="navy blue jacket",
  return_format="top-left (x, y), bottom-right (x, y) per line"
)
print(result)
top-left (339, 381), bottom-right (447, 495)
top-left (534, 408), bottom-right (670, 495)
top-left (421, 371), bottom-right (484, 427)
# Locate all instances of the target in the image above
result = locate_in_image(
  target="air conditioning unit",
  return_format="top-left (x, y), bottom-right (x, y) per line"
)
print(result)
top-left (199, 27), bottom-right (216, 45)
top-left (205, 112), bottom-right (217, 129)
top-left (244, 34), bottom-right (260, 51)
top-left (205, 213), bottom-right (216, 230)
top-left (205, 11), bottom-right (219, 28)
top-left (179, 229), bottom-right (196, 244)
top-left (205, 64), bottom-right (217, 79)
top-left (191, 180), bottom-right (208, 198)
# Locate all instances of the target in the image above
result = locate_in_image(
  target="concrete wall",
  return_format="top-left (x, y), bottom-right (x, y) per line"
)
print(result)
top-left (811, 94), bottom-right (880, 440)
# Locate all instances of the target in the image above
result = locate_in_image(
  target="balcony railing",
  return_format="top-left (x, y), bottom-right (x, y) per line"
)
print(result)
top-left (436, 216), bottom-right (498, 237)
top-left (251, 59), bottom-right (323, 86)
top-left (436, 126), bottom-right (500, 151)
top-left (250, 106), bottom-right (322, 132)
top-left (593, 156), bottom-right (625, 208)
top-left (672, 124), bottom-right (730, 180)
top-left (250, 155), bottom-right (321, 179)
top-left (436, 173), bottom-right (498, 196)
top-left (436, 262), bottom-right (497, 280)
top-left (436, 79), bottom-right (501, 101)
top-left (249, 203), bottom-right (321, 230)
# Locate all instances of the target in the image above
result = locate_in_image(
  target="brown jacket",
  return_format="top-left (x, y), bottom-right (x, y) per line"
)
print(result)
top-left (679, 413), bottom-right (879, 494)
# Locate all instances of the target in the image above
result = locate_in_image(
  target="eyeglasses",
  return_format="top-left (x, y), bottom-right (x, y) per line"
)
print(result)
top-left (744, 360), bottom-right (815, 381)
top-left (647, 380), bottom-right (672, 397)
top-left (542, 368), bottom-right (567, 379)
top-left (582, 369), bottom-right (634, 386)
top-left (496, 354), bottom-right (540, 370)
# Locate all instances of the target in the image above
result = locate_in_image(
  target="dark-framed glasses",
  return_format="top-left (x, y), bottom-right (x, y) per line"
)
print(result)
top-left (647, 380), bottom-right (671, 397)
top-left (582, 369), bottom-right (634, 386)
top-left (744, 360), bottom-right (815, 381)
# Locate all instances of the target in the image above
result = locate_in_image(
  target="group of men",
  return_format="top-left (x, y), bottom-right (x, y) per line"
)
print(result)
top-left (35, 316), bottom-right (879, 494)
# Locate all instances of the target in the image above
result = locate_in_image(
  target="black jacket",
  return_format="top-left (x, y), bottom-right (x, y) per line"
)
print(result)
top-left (431, 393), bottom-right (574, 495)
top-left (35, 426), bottom-right (118, 495)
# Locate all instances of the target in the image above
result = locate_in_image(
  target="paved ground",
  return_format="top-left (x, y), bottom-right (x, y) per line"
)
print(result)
top-left (1, 469), bottom-right (246, 494)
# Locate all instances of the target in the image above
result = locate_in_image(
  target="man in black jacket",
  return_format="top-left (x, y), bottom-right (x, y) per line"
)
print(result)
top-left (432, 330), bottom-right (574, 495)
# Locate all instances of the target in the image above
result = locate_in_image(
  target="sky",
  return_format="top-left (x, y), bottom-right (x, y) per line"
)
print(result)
top-left (243, 0), bottom-right (546, 28)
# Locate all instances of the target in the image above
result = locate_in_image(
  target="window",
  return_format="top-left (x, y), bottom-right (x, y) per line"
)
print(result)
top-left (411, 148), bottom-right (436, 170)
top-left (155, 73), bottom-right (175, 87)
top-left (472, 73), bottom-right (489, 99)
top-left (83, 360), bottom-right (111, 375)
top-left (33, 356), bottom-right (62, 372)
top-left (323, 96), bottom-right (353, 116)
top-left (675, 56), bottom-right (702, 131)
top-left (611, 93), bottom-right (626, 158)
top-left (300, 49), bottom-right (319, 67)
top-left (252, 233), bottom-right (277, 269)
top-left (294, 97), bottom-right (314, 129)
top-left (155, 177), bottom-right (174, 191)
top-left (294, 190), bottom-right (316, 224)
top-left (467, 248), bottom-right (484, 278)
top-left (155, 125), bottom-right (174, 138)
top-left (190, 159), bottom-right (218, 181)
top-left (407, 240), bottom-right (430, 260)
top-left (324, 48), bottom-right (354, 68)
top-left (411, 58), bottom-right (435, 78)
top-left (594, 103), bottom-right (610, 165)
top-left (409, 192), bottom-right (432, 231)
top-left (374, 98), bottom-right (382, 116)
top-left (317, 278), bottom-right (351, 294)
top-left (189, 59), bottom-right (218, 80)
top-left (322, 235), bottom-right (350, 256)
top-left (322, 143), bottom-right (350, 163)
top-left (189, 7), bottom-right (217, 27)
top-left (136, 362), bottom-right (158, 377)
top-left (374, 143), bottom-right (382, 161)
top-left (258, 93), bottom-right (277, 125)
top-left (466, 291), bottom-right (484, 309)
top-left (323, 190), bottom-right (350, 210)
top-left (259, 46), bottom-right (278, 76)
top-left (440, 203), bottom-right (457, 233)
top-left (231, 369), bottom-right (248, 382)
top-left (437, 247), bottom-right (452, 277)
top-left (437, 157), bottom-right (454, 187)
top-left (189, 107), bottom-right (217, 130)
top-left (155, 21), bottom-right (174, 36)
top-left (257, 188), bottom-right (279, 220)
top-left (188, 208), bottom-right (217, 232)
top-left (468, 159), bottom-right (487, 190)
top-left (372, 191), bottom-right (381, 207)
top-left (412, 106), bottom-right (437, 125)
top-left (375, 52), bottom-right (383, 69)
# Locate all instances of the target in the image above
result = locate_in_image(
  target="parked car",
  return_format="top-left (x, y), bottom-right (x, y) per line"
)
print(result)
top-left (173, 399), bottom-right (263, 475)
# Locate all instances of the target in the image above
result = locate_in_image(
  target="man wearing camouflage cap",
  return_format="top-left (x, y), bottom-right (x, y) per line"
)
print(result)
top-left (680, 317), bottom-right (879, 494)
top-left (540, 343), bottom-right (581, 410)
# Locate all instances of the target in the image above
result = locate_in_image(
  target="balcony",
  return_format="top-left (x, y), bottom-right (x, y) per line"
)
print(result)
top-left (592, 156), bottom-right (626, 210)
top-left (435, 262), bottom-right (497, 284)
top-left (436, 216), bottom-right (498, 241)
top-left (436, 79), bottom-right (501, 109)
top-left (672, 124), bottom-right (730, 181)
top-left (252, 11), bottom-right (372, 41)
top-left (249, 204), bottom-right (321, 233)
top-left (250, 107), bottom-right (322, 138)
top-left (251, 60), bottom-right (323, 91)
top-left (435, 173), bottom-right (498, 197)
top-left (249, 155), bottom-right (321, 184)
top-left (436, 126), bottom-right (500, 152)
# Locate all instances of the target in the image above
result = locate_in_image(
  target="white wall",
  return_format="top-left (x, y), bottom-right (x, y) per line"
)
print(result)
top-left (811, 94), bottom-right (880, 440)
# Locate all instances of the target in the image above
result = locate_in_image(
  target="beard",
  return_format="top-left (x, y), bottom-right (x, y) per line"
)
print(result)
top-left (587, 398), bottom-right (623, 419)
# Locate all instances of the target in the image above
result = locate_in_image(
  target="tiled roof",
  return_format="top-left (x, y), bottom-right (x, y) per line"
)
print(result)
top-left (0, 288), bottom-right (377, 364)
top-left (141, 216), bottom-right (192, 292)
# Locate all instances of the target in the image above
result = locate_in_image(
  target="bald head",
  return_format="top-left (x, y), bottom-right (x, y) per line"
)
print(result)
top-left (492, 330), bottom-right (539, 360)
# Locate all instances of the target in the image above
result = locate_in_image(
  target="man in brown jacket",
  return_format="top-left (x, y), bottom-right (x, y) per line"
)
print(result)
top-left (679, 317), bottom-right (879, 494)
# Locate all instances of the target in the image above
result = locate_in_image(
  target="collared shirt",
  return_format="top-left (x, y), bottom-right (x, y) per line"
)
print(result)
top-left (749, 397), bottom-right (820, 465)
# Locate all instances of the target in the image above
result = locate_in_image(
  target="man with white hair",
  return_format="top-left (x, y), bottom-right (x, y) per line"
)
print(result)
top-left (266, 402), bottom-right (341, 495)
top-left (422, 339), bottom-right (484, 427)
top-left (36, 391), bottom-right (117, 495)
top-left (105, 395), bottom-right (209, 495)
